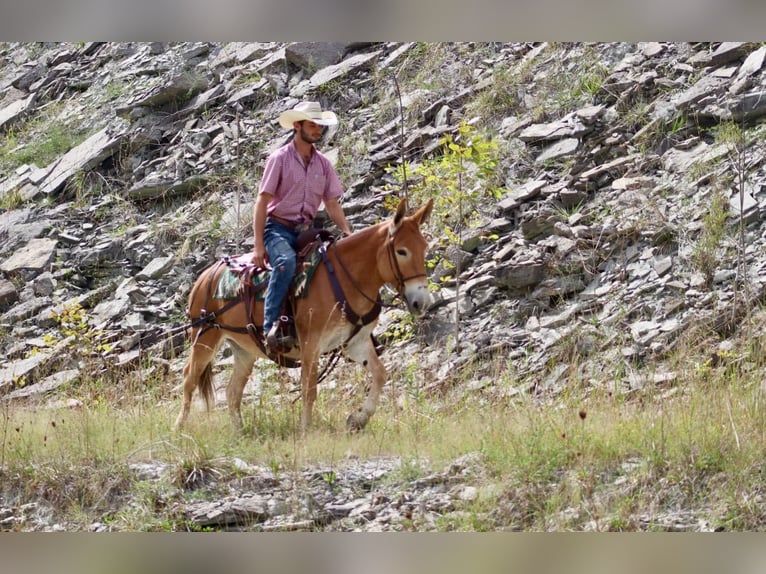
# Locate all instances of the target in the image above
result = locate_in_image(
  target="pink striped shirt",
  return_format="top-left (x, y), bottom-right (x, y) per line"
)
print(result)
top-left (258, 140), bottom-right (344, 224)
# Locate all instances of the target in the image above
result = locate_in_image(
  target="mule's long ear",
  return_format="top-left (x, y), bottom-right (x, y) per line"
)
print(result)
top-left (412, 198), bottom-right (434, 226)
top-left (390, 197), bottom-right (408, 236)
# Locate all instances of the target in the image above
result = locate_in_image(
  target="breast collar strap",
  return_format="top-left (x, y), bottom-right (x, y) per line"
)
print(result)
top-left (319, 244), bottom-right (382, 340)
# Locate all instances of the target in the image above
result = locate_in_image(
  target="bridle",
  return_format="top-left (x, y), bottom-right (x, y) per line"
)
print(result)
top-left (385, 229), bottom-right (427, 297)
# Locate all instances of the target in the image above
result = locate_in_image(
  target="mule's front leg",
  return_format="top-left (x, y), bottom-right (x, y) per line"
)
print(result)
top-left (346, 351), bottom-right (387, 432)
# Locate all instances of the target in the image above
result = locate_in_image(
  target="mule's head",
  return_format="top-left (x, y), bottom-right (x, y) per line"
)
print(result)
top-left (383, 198), bottom-right (434, 317)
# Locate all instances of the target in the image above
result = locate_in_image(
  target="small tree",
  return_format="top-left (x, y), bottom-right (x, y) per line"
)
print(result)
top-left (715, 119), bottom-right (751, 324)
top-left (386, 121), bottom-right (504, 351)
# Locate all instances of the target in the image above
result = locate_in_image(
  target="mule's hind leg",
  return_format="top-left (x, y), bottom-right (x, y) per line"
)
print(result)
top-left (175, 334), bottom-right (219, 429)
top-left (344, 337), bottom-right (387, 432)
top-left (225, 342), bottom-right (257, 433)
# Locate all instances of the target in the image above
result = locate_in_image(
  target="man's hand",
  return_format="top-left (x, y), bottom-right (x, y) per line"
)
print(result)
top-left (253, 245), bottom-right (269, 269)
top-left (325, 197), bottom-right (352, 237)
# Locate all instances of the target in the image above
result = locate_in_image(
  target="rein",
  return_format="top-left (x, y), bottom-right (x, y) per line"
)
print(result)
top-left (331, 242), bottom-right (382, 308)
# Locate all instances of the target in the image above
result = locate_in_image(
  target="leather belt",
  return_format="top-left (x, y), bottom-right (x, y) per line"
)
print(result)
top-left (268, 214), bottom-right (312, 232)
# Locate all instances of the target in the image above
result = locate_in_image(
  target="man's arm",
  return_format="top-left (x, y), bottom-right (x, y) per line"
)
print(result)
top-left (253, 192), bottom-right (272, 268)
top-left (324, 197), bottom-right (352, 236)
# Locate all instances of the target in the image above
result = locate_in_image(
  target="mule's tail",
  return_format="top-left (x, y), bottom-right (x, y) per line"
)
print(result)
top-left (199, 362), bottom-right (215, 411)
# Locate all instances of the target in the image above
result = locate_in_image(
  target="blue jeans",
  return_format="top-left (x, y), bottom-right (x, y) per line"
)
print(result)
top-left (263, 220), bottom-right (300, 332)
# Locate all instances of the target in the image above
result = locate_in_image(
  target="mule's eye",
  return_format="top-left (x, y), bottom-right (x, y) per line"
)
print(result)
top-left (396, 248), bottom-right (408, 257)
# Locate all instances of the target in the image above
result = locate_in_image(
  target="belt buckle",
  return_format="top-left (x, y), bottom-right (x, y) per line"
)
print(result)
top-left (295, 222), bottom-right (311, 233)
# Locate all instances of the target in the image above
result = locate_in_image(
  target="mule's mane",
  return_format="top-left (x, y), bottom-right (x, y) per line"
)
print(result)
top-left (330, 218), bottom-right (387, 288)
top-left (337, 206), bottom-right (423, 246)
top-left (339, 217), bottom-right (389, 243)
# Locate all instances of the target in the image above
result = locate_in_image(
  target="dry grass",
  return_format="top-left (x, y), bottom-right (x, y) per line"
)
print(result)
top-left (2, 323), bottom-right (766, 531)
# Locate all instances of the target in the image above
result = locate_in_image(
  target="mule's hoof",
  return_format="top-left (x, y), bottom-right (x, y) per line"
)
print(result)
top-left (346, 411), bottom-right (368, 433)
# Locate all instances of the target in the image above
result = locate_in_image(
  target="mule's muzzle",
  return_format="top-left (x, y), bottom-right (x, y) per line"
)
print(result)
top-left (405, 283), bottom-right (431, 317)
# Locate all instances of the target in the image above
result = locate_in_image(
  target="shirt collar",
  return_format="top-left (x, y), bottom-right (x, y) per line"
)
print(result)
top-left (290, 139), bottom-right (315, 161)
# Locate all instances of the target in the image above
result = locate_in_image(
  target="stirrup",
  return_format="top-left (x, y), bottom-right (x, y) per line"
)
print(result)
top-left (266, 321), bottom-right (295, 353)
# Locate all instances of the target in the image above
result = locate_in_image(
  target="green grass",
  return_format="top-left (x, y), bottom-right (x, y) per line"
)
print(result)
top-left (1, 114), bottom-right (89, 173)
top-left (691, 189), bottom-right (731, 286)
top-left (0, 186), bottom-right (24, 210)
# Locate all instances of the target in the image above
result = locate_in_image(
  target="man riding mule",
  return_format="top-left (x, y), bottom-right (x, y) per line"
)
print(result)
top-left (174, 103), bottom-right (434, 433)
top-left (253, 101), bottom-right (353, 354)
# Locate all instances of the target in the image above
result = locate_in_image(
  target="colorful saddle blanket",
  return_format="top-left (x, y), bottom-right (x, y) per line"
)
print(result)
top-left (213, 241), bottom-right (324, 301)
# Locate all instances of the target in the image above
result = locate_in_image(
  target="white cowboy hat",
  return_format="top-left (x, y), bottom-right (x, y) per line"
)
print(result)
top-left (278, 101), bottom-right (338, 129)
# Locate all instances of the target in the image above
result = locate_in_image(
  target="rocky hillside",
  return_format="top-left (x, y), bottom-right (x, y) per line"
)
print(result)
top-left (2, 42), bottom-right (766, 530)
top-left (3, 41), bottom-right (766, 398)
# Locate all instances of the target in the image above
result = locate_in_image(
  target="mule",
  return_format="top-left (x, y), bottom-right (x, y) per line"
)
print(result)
top-left (174, 198), bottom-right (434, 433)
